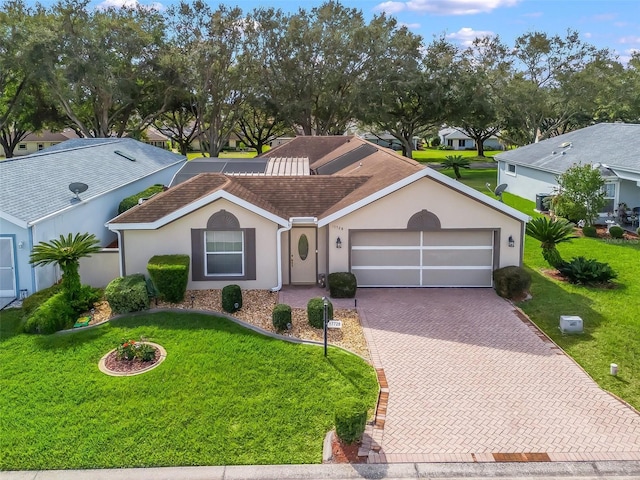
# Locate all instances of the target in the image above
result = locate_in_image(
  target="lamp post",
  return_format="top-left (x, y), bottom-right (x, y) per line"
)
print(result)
top-left (323, 296), bottom-right (328, 357)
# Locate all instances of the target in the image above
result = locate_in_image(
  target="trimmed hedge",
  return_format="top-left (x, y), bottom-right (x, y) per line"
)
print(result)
top-left (23, 292), bottom-right (76, 334)
top-left (609, 226), bottom-right (624, 239)
top-left (118, 184), bottom-right (164, 214)
top-left (22, 283), bottom-right (62, 317)
top-left (582, 226), bottom-right (597, 238)
top-left (105, 274), bottom-right (150, 314)
top-left (272, 303), bottom-right (292, 331)
top-left (222, 284), bottom-right (243, 313)
top-left (328, 272), bottom-right (357, 298)
top-left (147, 255), bottom-right (190, 303)
top-left (334, 397), bottom-right (368, 444)
top-left (493, 266), bottom-right (531, 300)
top-left (307, 297), bottom-right (333, 329)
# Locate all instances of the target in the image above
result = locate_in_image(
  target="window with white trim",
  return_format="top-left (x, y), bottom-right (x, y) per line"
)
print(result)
top-left (18, 144), bottom-right (26, 150)
top-left (601, 182), bottom-right (616, 214)
top-left (447, 139), bottom-right (453, 147)
top-left (459, 139), bottom-right (466, 147)
top-left (37, 143), bottom-right (44, 151)
top-left (506, 163), bottom-right (516, 175)
top-left (205, 230), bottom-right (244, 275)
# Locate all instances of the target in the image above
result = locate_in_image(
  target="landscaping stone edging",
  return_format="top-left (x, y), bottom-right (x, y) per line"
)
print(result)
top-left (98, 342), bottom-right (167, 377)
top-left (322, 430), bottom-right (335, 463)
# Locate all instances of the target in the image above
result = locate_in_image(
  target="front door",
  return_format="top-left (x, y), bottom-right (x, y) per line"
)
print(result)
top-left (0, 237), bottom-right (17, 298)
top-left (290, 228), bottom-right (317, 284)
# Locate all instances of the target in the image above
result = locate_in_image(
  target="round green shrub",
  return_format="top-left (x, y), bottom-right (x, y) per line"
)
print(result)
top-left (147, 254), bottom-right (190, 303)
top-left (609, 226), bottom-right (624, 239)
top-left (492, 266), bottom-right (531, 300)
top-left (272, 303), bottom-right (292, 331)
top-left (328, 272), bottom-right (357, 298)
top-left (21, 283), bottom-right (62, 317)
top-left (222, 284), bottom-right (243, 313)
top-left (105, 274), bottom-right (150, 314)
top-left (306, 297), bottom-right (333, 329)
top-left (334, 397), bottom-right (367, 444)
top-left (582, 226), bottom-right (597, 238)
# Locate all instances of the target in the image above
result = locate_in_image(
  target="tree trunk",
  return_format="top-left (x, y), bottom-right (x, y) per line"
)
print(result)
top-left (476, 140), bottom-right (485, 157)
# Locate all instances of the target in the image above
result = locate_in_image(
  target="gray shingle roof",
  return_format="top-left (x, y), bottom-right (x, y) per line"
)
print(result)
top-left (495, 123), bottom-right (640, 174)
top-left (0, 138), bottom-right (186, 225)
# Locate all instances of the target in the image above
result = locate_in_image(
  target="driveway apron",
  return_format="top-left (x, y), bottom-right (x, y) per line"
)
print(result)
top-left (356, 288), bottom-right (640, 463)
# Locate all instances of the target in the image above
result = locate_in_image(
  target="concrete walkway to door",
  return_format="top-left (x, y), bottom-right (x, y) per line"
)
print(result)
top-left (356, 288), bottom-right (640, 464)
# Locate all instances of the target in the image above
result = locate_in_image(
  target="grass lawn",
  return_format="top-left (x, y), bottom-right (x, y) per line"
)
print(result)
top-left (446, 168), bottom-right (640, 410)
top-left (187, 151), bottom-right (258, 160)
top-left (0, 311), bottom-right (378, 470)
top-left (413, 148), bottom-right (499, 163)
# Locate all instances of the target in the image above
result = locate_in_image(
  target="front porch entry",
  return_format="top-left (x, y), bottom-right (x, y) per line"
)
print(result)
top-left (290, 227), bottom-right (317, 285)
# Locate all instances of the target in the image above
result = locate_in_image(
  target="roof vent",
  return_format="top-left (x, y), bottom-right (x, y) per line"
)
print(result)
top-left (114, 150), bottom-right (136, 161)
top-left (560, 142), bottom-right (571, 148)
top-left (551, 151), bottom-right (556, 154)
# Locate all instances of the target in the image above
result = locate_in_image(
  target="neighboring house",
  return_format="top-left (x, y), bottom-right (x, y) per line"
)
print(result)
top-left (107, 136), bottom-right (528, 291)
top-left (142, 127), bottom-right (170, 150)
top-left (439, 127), bottom-right (503, 151)
top-left (360, 132), bottom-right (422, 151)
top-left (495, 123), bottom-right (640, 217)
top-left (189, 132), bottom-right (242, 152)
top-left (13, 129), bottom-right (81, 156)
top-left (0, 138), bottom-right (186, 302)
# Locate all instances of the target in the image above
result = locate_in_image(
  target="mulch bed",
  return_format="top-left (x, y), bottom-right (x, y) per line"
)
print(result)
top-left (330, 435), bottom-right (366, 464)
top-left (103, 347), bottom-right (161, 374)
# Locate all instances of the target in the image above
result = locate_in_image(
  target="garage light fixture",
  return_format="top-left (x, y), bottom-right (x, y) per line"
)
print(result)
top-left (336, 237), bottom-right (342, 249)
top-left (508, 235), bottom-right (515, 248)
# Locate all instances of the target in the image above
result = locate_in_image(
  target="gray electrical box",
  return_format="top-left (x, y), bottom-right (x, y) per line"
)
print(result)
top-left (560, 315), bottom-right (583, 333)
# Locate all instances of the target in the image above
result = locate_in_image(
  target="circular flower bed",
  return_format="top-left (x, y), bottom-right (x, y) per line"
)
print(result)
top-left (99, 341), bottom-right (166, 377)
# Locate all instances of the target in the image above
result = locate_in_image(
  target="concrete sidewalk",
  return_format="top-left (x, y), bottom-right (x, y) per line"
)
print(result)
top-left (2, 461), bottom-right (640, 480)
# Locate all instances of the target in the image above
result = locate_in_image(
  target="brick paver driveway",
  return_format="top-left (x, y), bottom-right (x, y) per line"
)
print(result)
top-left (356, 288), bottom-right (640, 463)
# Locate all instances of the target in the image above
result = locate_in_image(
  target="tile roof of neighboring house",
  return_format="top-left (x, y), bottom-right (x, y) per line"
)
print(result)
top-left (261, 135), bottom-right (352, 163)
top-left (22, 129), bottom-right (80, 142)
top-left (0, 138), bottom-right (186, 226)
top-left (495, 123), bottom-right (640, 174)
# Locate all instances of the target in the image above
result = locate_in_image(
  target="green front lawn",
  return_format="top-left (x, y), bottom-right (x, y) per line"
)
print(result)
top-left (448, 168), bottom-right (640, 409)
top-left (0, 312), bottom-right (378, 470)
top-left (413, 148), bottom-right (499, 163)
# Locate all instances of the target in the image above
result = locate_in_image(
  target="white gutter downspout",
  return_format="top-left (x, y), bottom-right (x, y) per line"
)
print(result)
top-left (271, 221), bottom-right (293, 292)
top-left (115, 230), bottom-right (124, 277)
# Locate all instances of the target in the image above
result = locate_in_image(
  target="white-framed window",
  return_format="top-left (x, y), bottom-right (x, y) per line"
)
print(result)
top-left (205, 230), bottom-right (244, 276)
top-left (459, 139), bottom-right (466, 147)
top-left (447, 139), bottom-right (453, 147)
top-left (505, 163), bottom-right (516, 176)
top-left (18, 144), bottom-right (27, 150)
top-left (601, 182), bottom-right (617, 214)
top-left (37, 143), bottom-right (44, 151)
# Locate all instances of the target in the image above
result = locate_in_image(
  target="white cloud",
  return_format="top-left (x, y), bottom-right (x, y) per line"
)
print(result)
top-left (446, 27), bottom-right (495, 46)
top-left (584, 32), bottom-right (592, 39)
top-left (400, 0), bottom-right (519, 16)
top-left (522, 11), bottom-right (542, 18)
top-left (96, 0), bottom-right (164, 10)
top-left (373, 1), bottom-right (406, 14)
top-left (619, 35), bottom-right (640, 44)
top-left (399, 22), bottom-right (421, 29)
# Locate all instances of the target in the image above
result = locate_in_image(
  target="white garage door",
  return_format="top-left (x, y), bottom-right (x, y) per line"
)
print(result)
top-left (351, 230), bottom-right (494, 287)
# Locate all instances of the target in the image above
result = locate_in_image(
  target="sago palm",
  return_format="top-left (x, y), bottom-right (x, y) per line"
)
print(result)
top-left (525, 217), bottom-right (576, 268)
top-left (30, 233), bottom-right (101, 301)
top-left (442, 155), bottom-right (471, 179)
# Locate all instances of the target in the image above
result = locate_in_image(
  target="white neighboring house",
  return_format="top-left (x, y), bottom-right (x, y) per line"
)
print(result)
top-left (13, 129), bottom-right (81, 156)
top-left (0, 138), bottom-right (186, 304)
top-left (495, 123), bottom-right (640, 219)
top-left (438, 127), bottom-right (503, 151)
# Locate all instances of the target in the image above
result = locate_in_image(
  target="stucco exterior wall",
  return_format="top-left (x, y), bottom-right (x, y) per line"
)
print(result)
top-left (79, 249), bottom-right (120, 288)
top-left (497, 161), bottom-right (557, 202)
top-left (327, 176), bottom-right (524, 273)
top-left (121, 198), bottom-right (280, 290)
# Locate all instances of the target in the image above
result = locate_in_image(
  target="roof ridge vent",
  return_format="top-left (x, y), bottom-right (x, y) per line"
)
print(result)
top-left (560, 142), bottom-right (571, 148)
top-left (115, 150), bottom-right (136, 161)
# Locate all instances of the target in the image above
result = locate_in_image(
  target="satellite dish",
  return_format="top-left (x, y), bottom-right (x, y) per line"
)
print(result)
top-left (69, 182), bottom-right (88, 200)
top-left (494, 183), bottom-right (508, 202)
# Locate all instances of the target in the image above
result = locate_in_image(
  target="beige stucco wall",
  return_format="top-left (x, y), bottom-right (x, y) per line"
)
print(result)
top-left (121, 198), bottom-right (281, 289)
top-left (327, 176), bottom-right (523, 273)
top-left (79, 249), bottom-right (120, 288)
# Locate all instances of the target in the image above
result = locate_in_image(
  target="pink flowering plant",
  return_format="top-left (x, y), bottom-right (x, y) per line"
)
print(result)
top-left (116, 338), bottom-right (156, 362)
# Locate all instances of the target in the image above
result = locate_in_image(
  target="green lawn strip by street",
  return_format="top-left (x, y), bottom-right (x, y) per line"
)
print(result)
top-left (0, 311), bottom-right (378, 470)
top-left (446, 168), bottom-right (640, 410)
top-left (413, 148), bottom-right (499, 163)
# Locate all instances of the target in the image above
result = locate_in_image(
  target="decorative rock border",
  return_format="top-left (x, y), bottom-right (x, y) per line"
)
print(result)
top-left (98, 342), bottom-right (167, 377)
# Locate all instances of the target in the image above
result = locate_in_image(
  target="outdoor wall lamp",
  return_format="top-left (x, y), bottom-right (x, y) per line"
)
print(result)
top-left (508, 235), bottom-right (515, 248)
top-left (336, 237), bottom-right (342, 249)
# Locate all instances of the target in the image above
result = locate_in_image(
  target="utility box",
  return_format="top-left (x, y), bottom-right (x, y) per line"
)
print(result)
top-left (536, 193), bottom-right (552, 212)
top-left (560, 315), bottom-right (583, 334)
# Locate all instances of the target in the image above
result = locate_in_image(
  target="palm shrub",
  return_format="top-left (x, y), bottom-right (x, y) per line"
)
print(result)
top-left (558, 257), bottom-right (617, 285)
top-left (526, 217), bottom-right (576, 269)
top-left (29, 232), bottom-right (101, 307)
top-left (442, 155), bottom-right (471, 179)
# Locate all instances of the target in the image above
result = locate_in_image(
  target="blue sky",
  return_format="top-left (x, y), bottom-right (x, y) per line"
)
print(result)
top-left (79, 0), bottom-right (640, 63)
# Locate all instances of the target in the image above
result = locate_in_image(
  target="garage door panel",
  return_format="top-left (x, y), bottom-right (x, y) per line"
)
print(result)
top-left (352, 249), bottom-right (420, 267)
top-left (353, 268), bottom-right (420, 286)
top-left (422, 249), bottom-right (493, 267)
top-left (352, 231), bottom-right (419, 246)
top-left (422, 268), bottom-right (492, 286)
top-left (423, 231), bottom-right (492, 246)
